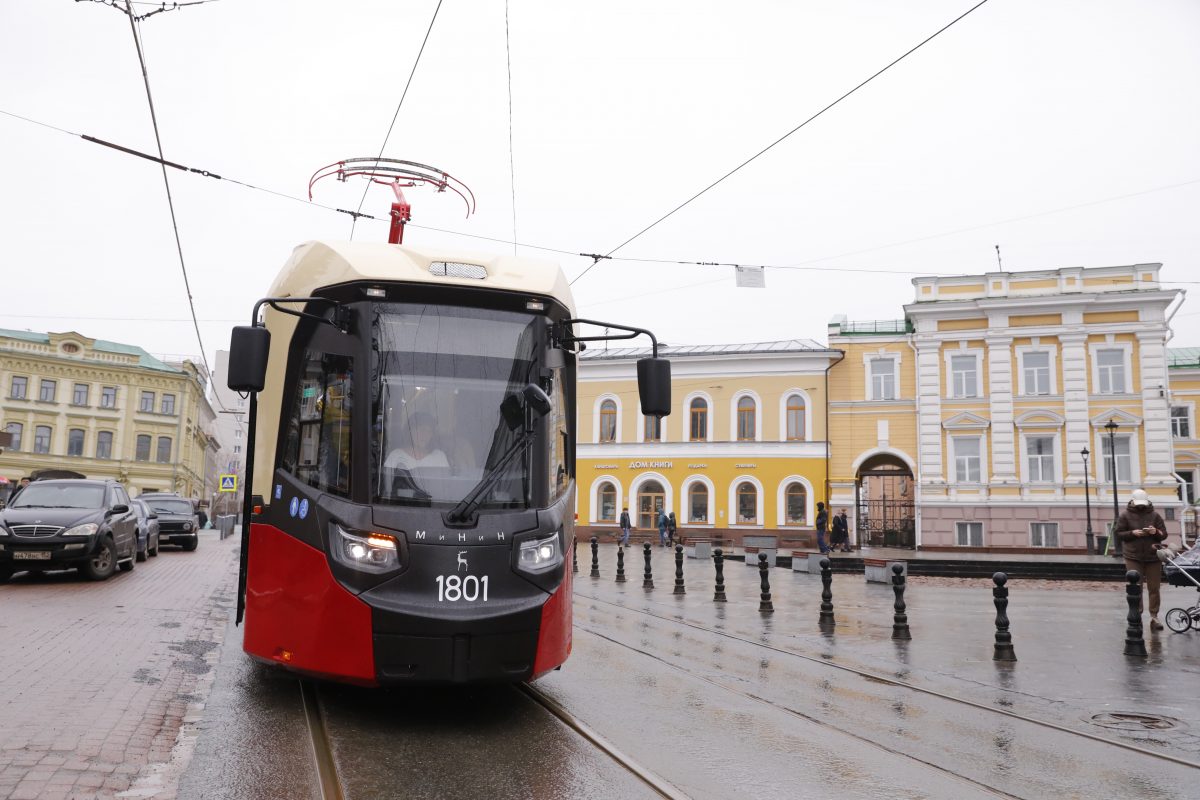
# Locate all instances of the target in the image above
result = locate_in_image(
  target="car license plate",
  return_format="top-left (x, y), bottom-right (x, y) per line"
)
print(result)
top-left (14, 551), bottom-right (51, 561)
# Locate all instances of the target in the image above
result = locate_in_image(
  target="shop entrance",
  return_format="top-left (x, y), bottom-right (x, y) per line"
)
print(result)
top-left (855, 454), bottom-right (916, 548)
top-left (638, 480), bottom-right (665, 529)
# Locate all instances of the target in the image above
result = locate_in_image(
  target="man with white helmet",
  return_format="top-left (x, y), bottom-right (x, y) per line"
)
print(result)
top-left (1113, 488), bottom-right (1169, 631)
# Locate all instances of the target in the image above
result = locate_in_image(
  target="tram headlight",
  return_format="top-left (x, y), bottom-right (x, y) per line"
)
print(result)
top-left (329, 523), bottom-right (400, 573)
top-left (517, 531), bottom-right (562, 575)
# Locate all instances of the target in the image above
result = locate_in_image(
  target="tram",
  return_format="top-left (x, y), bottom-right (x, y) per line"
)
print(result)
top-left (227, 239), bottom-right (670, 685)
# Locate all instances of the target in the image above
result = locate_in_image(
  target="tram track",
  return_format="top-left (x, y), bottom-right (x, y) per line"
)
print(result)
top-left (575, 590), bottom-right (1200, 771)
top-left (300, 680), bottom-right (345, 800)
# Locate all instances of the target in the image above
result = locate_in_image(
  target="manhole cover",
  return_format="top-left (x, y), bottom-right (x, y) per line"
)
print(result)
top-left (1088, 712), bottom-right (1182, 731)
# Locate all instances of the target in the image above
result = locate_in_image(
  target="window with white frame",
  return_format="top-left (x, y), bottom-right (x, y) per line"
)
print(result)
top-left (954, 436), bottom-right (982, 483)
top-left (736, 396), bottom-right (756, 441)
top-left (597, 482), bottom-right (617, 522)
top-left (869, 358), bottom-right (897, 400)
top-left (1030, 522), bottom-right (1059, 547)
top-left (785, 394), bottom-right (806, 441)
top-left (599, 399), bottom-right (617, 443)
top-left (956, 521), bottom-right (983, 546)
top-left (1096, 349), bottom-right (1127, 394)
top-left (1022, 351), bottom-right (1051, 396)
top-left (644, 414), bottom-right (662, 442)
top-left (1171, 406), bottom-right (1191, 439)
top-left (1101, 435), bottom-right (1132, 483)
top-left (688, 483), bottom-right (708, 523)
top-left (1026, 436), bottom-right (1056, 482)
top-left (950, 354), bottom-right (979, 398)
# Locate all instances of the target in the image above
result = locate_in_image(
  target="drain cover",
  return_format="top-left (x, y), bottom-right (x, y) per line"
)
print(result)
top-left (1088, 712), bottom-right (1181, 731)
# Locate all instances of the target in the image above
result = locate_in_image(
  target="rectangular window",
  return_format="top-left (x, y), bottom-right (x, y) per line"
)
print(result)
top-left (156, 437), bottom-right (172, 463)
top-left (100, 386), bottom-right (117, 408)
top-left (34, 425), bottom-right (52, 454)
top-left (1179, 470), bottom-right (1196, 505)
top-left (10, 376), bottom-right (27, 399)
top-left (235, 429), bottom-right (242, 439)
top-left (39, 379), bottom-right (56, 402)
top-left (281, 351), bottom-right (354, 498)
top-left (161, 394), bottom-right (176, 415)
top-left (956, 521), bottom-right (983, 547)
top-left (870, 358), bottom-right (896, 400)
top-left (1096, 349), bottom-right (1126, 394)
top-left (67, 429), bottom-right (85, 457)
top-left (73, 384), bottom-right (89, 406)
top-left (1022, 351), bottom-right (1051, 395)
top-left (1101, 436), bottom-right (1132, 483)
top-left (4, 422), bottom-right (22, 451)
top-left (96, 431), bottom-right (113, 459)
top-left (233, 445), bottom-right (242, 454)
top-left (1026, 436), bottom-right (1055, 482)
top-left (1171, 406), bottom-right (1191, 439)
top-left (135, 434), bottom-right (151, 461)
top-left (1031, 522), bottom-right (1060, 547)
top-left (954, 436), bottom-right (981, 483)
top-left (950, 355), bottom-right (978, 398)
top-left (140, 391), bottom-right (155, 412)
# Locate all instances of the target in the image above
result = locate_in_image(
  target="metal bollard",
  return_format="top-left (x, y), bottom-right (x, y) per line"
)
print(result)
top-left (615, 545), bottom-right (626, 582)
top-left (590, 536), bottom-right (600, 578)
top-left (992, 572), bottom-right (1016, 661)
top-left (891, 563), bottom-right (911, 640)
top-left (573, 538), bottom-right (579, 574)
top-left (674, 545), bottom-right (686, 595)
top-left (758, 553), bottom-right (774, 613)
top-left (643, 543), bottom-right (654, 589)
top-left (713, 548), bottom-right (727, 602)
top-left (1124, 570), bottom-right (1147, 657)
top-left (819, 557), bottom-right (835, 626)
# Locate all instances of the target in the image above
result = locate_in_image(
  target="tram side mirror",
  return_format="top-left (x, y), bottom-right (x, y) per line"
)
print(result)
top-left (637, 357), bottom-right (672, 417)
top-left (228, 325), bottom-right (271, 393)
top-left (523, 383), bottom-right (552, 417)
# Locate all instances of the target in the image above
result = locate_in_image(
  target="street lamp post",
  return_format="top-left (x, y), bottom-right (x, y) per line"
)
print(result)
top-left (1081, 448), bottom-right (1094, 555)
top-left (1105, 419), bottom-right (1120, 557)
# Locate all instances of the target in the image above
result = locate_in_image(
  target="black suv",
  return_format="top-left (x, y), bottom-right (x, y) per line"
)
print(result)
top-left (140, 493), bottom-right (199, 551)
top-left (0, 479), bottom-right (138, 582)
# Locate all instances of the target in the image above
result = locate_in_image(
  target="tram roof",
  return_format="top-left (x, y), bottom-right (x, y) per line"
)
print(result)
top-left (268, 240), bottom-right (574, 313)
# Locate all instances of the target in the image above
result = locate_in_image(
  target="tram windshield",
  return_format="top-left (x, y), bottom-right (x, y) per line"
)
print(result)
top-left (370, 303), bottom-right (545, 510)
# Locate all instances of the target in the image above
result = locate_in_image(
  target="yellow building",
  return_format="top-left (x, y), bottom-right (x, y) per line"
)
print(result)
top-left (1169, 348), bottom-right (1200, 535)
top-left (0, 329), bottom-right (221, 503)
top-left (576, 341), bottom-right (839, 545)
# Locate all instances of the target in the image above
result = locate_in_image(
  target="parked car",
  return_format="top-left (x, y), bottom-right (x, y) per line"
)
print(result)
top-left (139, 493), bottom-right (199, 551)
top-left (0, 479), bottom-right (138, 582)
top-left (131, 499), bottom-right (161, 562)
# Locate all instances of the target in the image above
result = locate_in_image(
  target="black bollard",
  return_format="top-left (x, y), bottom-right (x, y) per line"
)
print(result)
top-left (1124, 570), bottom-right (1147, 657)
top-left (819, 557), bottom-right (835, 626)
top-left (615, 545), bottom-right (627, 582)
top-left (572, 538), bottom-right (579, 574)
top-left (758, 553), bottom-right (774, 613)
top-left (992, 572), bottom-right (1016, 661)
top-left (643, 543), bottom-right (654, 589)
top-left (674, 545), bottom-right (686, 595)
top-left (891, 563), bottom-right (911, 640)
top-left (713, 548), bottom-right (727, 602)
top-left (589, 536), bottom-right (600, 578)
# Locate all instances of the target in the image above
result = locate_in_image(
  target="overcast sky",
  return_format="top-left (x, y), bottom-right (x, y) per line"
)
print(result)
top-left (2, 0), bottom-right (1198, 370)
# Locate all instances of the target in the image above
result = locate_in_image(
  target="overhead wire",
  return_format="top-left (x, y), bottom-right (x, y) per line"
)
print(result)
top-left (349, 0), bottom-right (445, 240)
top-left (569, 0), bottom-right (993, 286)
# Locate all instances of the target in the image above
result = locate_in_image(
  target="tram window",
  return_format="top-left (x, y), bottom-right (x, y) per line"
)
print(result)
top-left (281, 351), bottom-right (354, 498)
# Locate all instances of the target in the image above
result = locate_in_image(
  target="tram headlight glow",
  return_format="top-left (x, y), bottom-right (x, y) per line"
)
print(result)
top-left (517, 531), bottom-right (562, 575)
top-left (330, 523), bottom-right (400, 573)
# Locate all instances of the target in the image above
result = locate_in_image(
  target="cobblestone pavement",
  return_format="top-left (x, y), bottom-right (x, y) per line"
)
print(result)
top-left (0, 531), bottom-right (239, 800)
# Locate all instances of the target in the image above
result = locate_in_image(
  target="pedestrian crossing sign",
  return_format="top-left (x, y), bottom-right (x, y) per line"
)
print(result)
top-left (219, 474), bottom-right (238, 492)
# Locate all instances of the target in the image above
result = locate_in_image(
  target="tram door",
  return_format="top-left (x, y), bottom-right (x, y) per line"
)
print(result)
top-left (638, 481), bottom-right (665, 529)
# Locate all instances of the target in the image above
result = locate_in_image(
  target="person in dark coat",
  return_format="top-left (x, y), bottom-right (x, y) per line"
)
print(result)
top-left (815, 502), bottom-right (829, 554)
top-left (667, 511), bottom-right (677, 547)
top-left (831, 509), bottom-right (849, 552)
top-left (1114, 489), bottom-right (1169, 631)
top-left (618, 506), bottom-right (632, 547)
top-left (657, 509), bottom-right (669, 547)
top-left (198, 509), bottom-right (208, 530)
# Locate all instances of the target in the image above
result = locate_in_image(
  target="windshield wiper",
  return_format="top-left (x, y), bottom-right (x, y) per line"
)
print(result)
top-left (446, 429), bottom-right (531, 524)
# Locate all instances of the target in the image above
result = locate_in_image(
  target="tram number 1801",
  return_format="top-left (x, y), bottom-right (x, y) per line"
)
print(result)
top-left (435, 574), bottom-right (490, 603)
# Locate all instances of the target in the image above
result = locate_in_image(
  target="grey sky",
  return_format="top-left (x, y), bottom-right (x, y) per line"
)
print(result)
top-left (2, 0), bottom-right (1198, 368)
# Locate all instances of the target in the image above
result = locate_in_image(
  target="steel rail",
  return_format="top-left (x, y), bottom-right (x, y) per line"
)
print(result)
top-left (299, 680), bottom-right (346, 800)
top-left (515, 683), bottom-right (691, 800)
top-left (574, 590), bottom-right (1200, 770)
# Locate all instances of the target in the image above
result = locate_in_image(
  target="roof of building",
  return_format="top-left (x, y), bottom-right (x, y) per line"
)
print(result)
top-left (1168, 347), bottom-right (1200, 369)
top-left (579, 338), bottom-right (836, 361)
top-left (0, 328), bottom-right (184, 374)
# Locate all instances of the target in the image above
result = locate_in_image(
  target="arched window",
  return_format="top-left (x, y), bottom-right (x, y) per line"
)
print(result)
top-left (688, 483), bottom-right (708, 523)
top-left (689, 398), bottom-right (708, 441)
top-left (597, 481), bottom-right (617, 522)
top-left (736, 481), bottom-right (757, 524)
top-left (96, 431), bottom-right (113, 460)
top-left (737, 396), bottom-right (756, 441)
top-left (4, 422), bottom-right (22, 451)
top-left (638, 480), bottom-right (665, 529)
top-left (67, 428), bottom-right (85, 457)
top-left (157, 437), bottom-right (172, 463)
top-left (135, 434), bottom-right (151, 461)
top-left (599, 399), bottom-right (617, 443)
top-left (644, 414), bottom-right (662, 442)
top-left (785, 483), bottom-right (807, 524)
top-left (786, 394), bottom-right (806, 441)
top-left (34, 426), bottom-right (52, 454)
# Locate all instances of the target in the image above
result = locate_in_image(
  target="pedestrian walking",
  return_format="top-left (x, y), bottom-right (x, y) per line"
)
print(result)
top-left (619, 506), bottom-right (632, 547)
top-left (198, 509), bottom-right (209, 530)
top-left (658, 508), bottom-right (669, 547)
top-left (1114, 489), bottom-right (1169, 631)
top-left (831, 508), bottom-right (850, 552)
top-left (815, 502), bottom-right (830, 554)
top-left (667, 511), bottom-right (677, 547)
